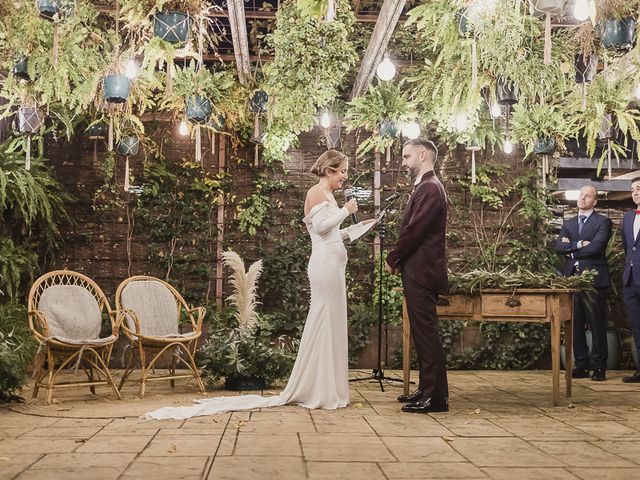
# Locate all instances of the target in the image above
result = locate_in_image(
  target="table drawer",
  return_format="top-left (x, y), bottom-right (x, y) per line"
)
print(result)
top-left (481, 293), bottom-right (547, 318)
top-left (436, 295), bottom-right (474, 316)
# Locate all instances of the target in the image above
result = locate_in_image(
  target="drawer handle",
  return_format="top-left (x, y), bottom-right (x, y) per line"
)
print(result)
top-left (505, 297), bottom-right (521, 308)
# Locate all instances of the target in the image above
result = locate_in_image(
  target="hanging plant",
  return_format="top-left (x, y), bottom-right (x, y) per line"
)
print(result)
top-left (153, 10), bottom-right (191, 44)
top-left (263, 0), bottom-right (357, 134)
top-left (595, 0), bottom-right (640, 50)
top-left (103, 74), bottom-right (131, 103)
top-left (511, 102), bottom-right (577, 158)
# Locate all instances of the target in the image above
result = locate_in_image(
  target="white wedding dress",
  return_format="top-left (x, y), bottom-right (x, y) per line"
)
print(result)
top-left (145, 199), bottom-right (352, 419)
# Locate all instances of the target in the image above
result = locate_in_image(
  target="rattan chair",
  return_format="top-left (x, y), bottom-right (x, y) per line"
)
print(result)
top-left (115, 276), bottom-right (205, 397)
top-left (27, 270), bottom-right (124, 404)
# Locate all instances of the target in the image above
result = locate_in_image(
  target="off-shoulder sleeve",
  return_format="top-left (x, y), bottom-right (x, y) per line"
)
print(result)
top-left (304, 201), bottom-right (349, 236)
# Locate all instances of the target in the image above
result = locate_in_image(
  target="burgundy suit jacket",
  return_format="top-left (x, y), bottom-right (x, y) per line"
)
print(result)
top-left (386, 170), bottom-right (449, 295)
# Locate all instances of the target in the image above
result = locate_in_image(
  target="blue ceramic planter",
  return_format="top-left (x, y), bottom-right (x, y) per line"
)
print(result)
top-left (496, 78), bottom-right (518, 106)
top-left (533, 137), bottom-right (556, 155)
top-left (601, 17), bottom-right (637, 51)
top-left (117, 136), bottom-right (139, 156)
top-left (379, 119), bottom-right (398, 138)
top-left (250, 89), bottom-right (269, 113)
top-left (13, 57), bottom-right (30, 81)
top-left (87, 122), bottom-right (107, 139)
top-left (186, 96), bottom-right (213, 123)
top-left (103, 75), bottom-right (131, 103)
top-left (37, 0), bottom-right (58, 20)
top-left (153, 11), bottom-right (191, 44)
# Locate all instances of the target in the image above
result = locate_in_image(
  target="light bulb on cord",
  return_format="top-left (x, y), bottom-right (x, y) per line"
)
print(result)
top-left (125, 59), bottom-right (138, 79)
top-left (376, 55), bottom-right (396, 81)
top-left (179, 119), bottom-right (189, 136)
top-left (401, 120), bottom-right (421, 139)
top-left (455, 114), bottom-right (468, 133)
top-left (490, 102), bottom-right (501, 118)
top-left (319, 110), bottom-right (331, 129)
top-left (573, 0), bottom-right (589, 21)
top-left (635, 82), bottom-right (640, 99)
top-left (565, 190), bottom-right (580, 201)
top-left (503, 138), bottom-right (513, 154)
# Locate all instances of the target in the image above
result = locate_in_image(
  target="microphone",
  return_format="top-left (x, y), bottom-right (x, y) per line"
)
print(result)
top-left (343, 188), bottom-right (359, 223)
top-left (385, 192), bottom-right (400, 203)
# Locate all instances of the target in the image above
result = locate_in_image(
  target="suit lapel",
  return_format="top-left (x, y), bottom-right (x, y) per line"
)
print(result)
top-left (579, 212), bottom-right (597, 239)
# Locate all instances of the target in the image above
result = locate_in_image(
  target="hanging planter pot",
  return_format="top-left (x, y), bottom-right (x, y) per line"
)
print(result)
top-left (574, 53), bottom-right (598, 83)
top-left (116, 135), bottom-right (139, 156)
top-left (601, 17), bottom-right (637, 51)
top-left (186, 96), bottom-right (213, 123)
top-left (496, 78), bottom-right (519, 105)
top-left (18, 106), bottom-right (42, 134)
top-left (37, 0), bottom-right (59, 20)
top-left (103, 75), bottom-right (131, 103)
top-left (379, 119), bottom-right (398, 138)
top-left (208, 114), bottom-right (225, 132)
top-left (529, 0), bottom-right (565, 16)
top-left (153, 11), bottom-right (191, 44)
top-left (533, 137), bottom-right (556, 154)
top-left (13, 57), bottom-right (30, 81)
top-left (456, 8), bottom-right (472, 37)
top-left (597, 114), bottom-right (617, 141)
top-left (250, 89), bottom-right (269, 113)
top-left (86, 122), bottom-right (107, 140)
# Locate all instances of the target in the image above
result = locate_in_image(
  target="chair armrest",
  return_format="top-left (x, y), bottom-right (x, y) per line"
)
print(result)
top-left (27, 309), bottom-right (49, 342)
top-left (187, 306), bottom-right (206, 332)
top-left (118, 308), bottom-right (142, 339)
top-left (108, 309), bottom-right (128, 335)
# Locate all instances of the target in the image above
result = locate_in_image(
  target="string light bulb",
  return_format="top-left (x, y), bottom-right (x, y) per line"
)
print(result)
top-left (503, 138), bottom-right (513, 154)
top-left (635, 82), bottom-right (640, 99)
top-left (125, 59), bottom-right (138, 79)
top-left (455, 114), bottom-right (468, 133)
top-left (490, 102), bottom-right (501, 119)
top-left (376, 55), bottom-right (396, 81)
top-left (179, 118), bottom-right (189, 136)
top-left (401, 120), bottom-right (421, 139)
top-left (319, 110), bottom-right (331, 129)
top-left (573, 0), bottom-right (590, 22)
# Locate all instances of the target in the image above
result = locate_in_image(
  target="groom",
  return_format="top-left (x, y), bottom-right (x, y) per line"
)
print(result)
top-left (385, 138), bottom-right (449, 413)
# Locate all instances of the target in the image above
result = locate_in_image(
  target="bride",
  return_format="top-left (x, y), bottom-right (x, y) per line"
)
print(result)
top-left (145, 150), bottom-right (365, 419)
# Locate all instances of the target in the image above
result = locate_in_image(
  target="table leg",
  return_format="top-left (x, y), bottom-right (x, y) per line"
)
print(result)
top-left (565, 312), bottom-right (573, 398)
top-left (551, 297), bottom-right (561, 406)
top-left (402, 297), bottom-right (410, 395)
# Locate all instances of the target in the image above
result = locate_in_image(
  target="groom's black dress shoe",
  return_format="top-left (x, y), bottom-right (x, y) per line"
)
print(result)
top-left (622, 371), bottom-right (640, 383)
top-left (401, 396), bottom-right (449, 413)
top-left (397, 388), bottom-right (424, 403)
top-left (572, 368), bottom-right (590, 379)
top-left (591, 368), bottom-right (606, 381)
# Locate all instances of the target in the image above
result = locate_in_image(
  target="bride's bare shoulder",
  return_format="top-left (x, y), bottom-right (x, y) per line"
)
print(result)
top-left (304, 186), bottom-right (327, 215)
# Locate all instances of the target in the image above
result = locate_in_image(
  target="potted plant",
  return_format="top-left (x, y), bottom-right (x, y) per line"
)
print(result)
top-left (198, 251), bottom-right (297, 390)
top-left (511, 102), bottom-right (577, 157)
top-left (596, 0), bottom-right (639, 50)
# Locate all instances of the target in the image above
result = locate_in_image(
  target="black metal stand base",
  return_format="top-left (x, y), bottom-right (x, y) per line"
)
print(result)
top-left (349, 368), bottom-right (407, 392)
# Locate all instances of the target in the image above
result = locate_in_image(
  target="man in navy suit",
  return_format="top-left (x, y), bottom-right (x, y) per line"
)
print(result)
top-left (621, 176), bottom-right (640, 382)
top-left (554, 185), bottom-right (612, 381)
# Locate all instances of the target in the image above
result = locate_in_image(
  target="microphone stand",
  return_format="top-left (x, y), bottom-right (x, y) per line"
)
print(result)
top-left (350, 194), bottom-right (412, 392)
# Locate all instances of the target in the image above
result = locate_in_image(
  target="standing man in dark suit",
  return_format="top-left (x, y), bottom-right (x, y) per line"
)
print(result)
top-left (621, 176), bottom-right (640, 383)
top-left (385, 138), bottom-right (449, 413)
top-left (554, 185), bottom-right (612, 381)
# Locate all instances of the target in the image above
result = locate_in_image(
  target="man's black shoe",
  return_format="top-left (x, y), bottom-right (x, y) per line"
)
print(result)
top-left (397, 388), bottom-right (424, 403)
top-left (401, 396), bottom-right (449, 414)
top-left (572, 368), bottom-right (590, 379)
top-left (622, 371), bottom-right (640, 383)
top-left (591, 368), bottom-right (606, 381)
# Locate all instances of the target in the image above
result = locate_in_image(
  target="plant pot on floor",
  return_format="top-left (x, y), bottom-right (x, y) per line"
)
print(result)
top-left (533, 137), bottom-right (556, 155)
top-left (561, 330), bottom-right (621, 371)
top-left (186, 96), bottom-right (213, 123)
top-left (224, 376), bottom-right (267, 391)
top-left (116, 136), bottom-right (139, 156)
top-left (574, 53), bottom-right (598, 84)
top-left (153, 11), bottom-right (191, 44)
top-left (601, 17), bottom-right (637, 51)
top-left (103, 75), bottom-right (131, 103)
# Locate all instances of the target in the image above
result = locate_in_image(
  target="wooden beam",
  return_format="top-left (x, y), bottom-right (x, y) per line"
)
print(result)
top-left (227, 0), bottom-right (252, 84)
top-left (350, 0), bottom-right (406, 99)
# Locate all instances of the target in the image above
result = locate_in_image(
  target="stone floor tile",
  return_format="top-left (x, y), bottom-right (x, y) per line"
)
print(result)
top-left (381, 437), bottom-right (466, 463)
top-left (216, 429), bottom-right (237, 456)
top-left (50, 418), bottom-right (112, 428)
top-left (530, 441), bottom-right (636, 468)
top-left (234, 433), bottom-right (301, 456)
top-left (181, 414), bottom-right (229, 430)
top-left (306, 461), bottom-right (386, 480)
top-left (120, 455), bottom-right (209, 479)
top-left (207, 456), bottom-right (306, 480)
top-left (437, 419), bottom-right (513, 437)
top-left (75, 434), bottom-right (152, 453)
top-left (14, 467), bottom-right (122, 480)
top-left (0, 454), bottom-right (43, 480)
top-left (590, 440), bottom-right (640, 466)
top-left (481, 467), bottom-right (580, 479)
top-left (568, 468), bottom-right (640, 480)
top-left (0, 427), bottom-right (36, 437)
top-left (379, 461), bottom-right (487, 479)
top-left (491, 417), bottom-right (588, 440)
top-left (310, 412), bottom-right (375, 434)
top-left (21, 426), bottom-right (102, 439)
top-left (28, 452), bottom-right (136, 470)
top-left (365, 414), bottom-right (453, 437)
top-left (157, 427), bottom-right (223, 435)
top-left (97, 418), bottom-right (181, 436)
top-left (0, 415), bottom-right (57, 428)
top-left (564, 421), bottom-right (640, 439)
top-left (0, 438), bottom-right (80, 454)
top-left (140, 433), bottom-right (222, 456)
top-left (447, 438), bottom-right (564, 467)
top-left (300, 433), bottom-right (394, 462)
top-left (236, 411), bottom-right (315, 433)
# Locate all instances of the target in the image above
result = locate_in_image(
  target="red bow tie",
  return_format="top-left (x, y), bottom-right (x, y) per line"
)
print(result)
top-left (636, 210), bottom-right (640, 215)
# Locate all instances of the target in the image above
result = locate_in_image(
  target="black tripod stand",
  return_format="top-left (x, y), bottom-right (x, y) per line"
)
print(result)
top-left (350, 195), bottom-right (412, 392)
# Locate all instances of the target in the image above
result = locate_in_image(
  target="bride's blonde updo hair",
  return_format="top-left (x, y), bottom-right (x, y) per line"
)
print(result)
top-left (310, 150), bottom-right (348, 177)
